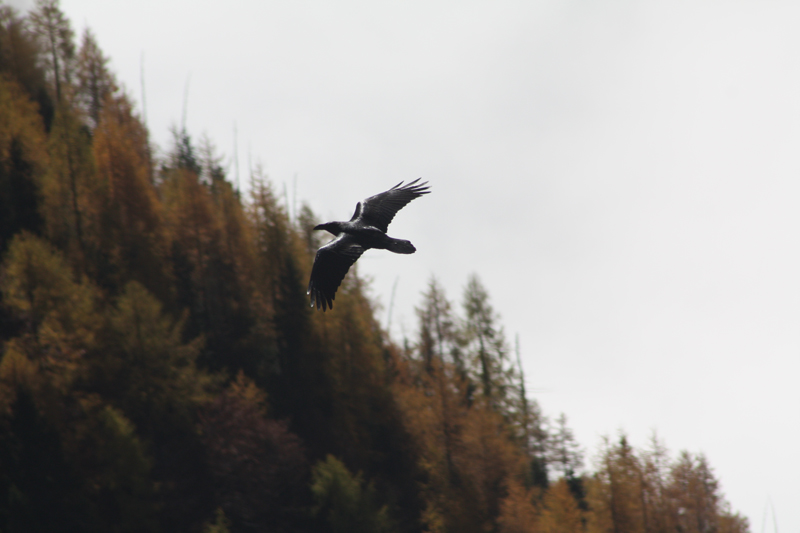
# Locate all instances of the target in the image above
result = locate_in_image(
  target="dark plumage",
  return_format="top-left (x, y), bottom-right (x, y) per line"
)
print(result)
top-left (308, 178), bottom-right (430, 311)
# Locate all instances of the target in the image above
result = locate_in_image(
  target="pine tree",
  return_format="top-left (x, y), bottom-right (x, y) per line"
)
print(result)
top-left (461, 273), bottom-right (515, 413)
top-left (0, 75), bottom-right (47, 255)
top-left (0, 387), bottom-right (89, 533)
top-left (416, 276), bottom-right (465, 377)
top-left (512, 336), bottom-right (549, 490)
top-left (28, 0), bottom-right (74, 103)
top-left (0, 4), bottom-right (54, 126)
top-left (75, 28), bottom-right (116, 129)
top-left (66, 397), bottom-right (158, 532)
top-left (548, 414), bottom-right (584, 480)
top-left (310, 455), bottom-right (394, 533)
top-left (91, 280), bottom-right (213, 531)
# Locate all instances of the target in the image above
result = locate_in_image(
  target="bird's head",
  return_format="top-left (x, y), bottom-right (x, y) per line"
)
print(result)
top-left (313, 222), bottom-right (340, 235)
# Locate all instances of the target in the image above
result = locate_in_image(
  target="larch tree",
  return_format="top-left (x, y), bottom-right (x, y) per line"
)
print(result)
top-left (496, 479), bottom-right (540, 533)
top-left (40, 105), bottom-right (98, 268)
top-left (0, 232), bottom-right (100, 397)
top-left (667, 452), bottom-right (735, 533)
top-left (414, 277), bottom-right (464, 479)
top-left (538, 478), bottom-right (583, 533)
top-left (93, 91), bottom-right (167, 298)
top-left (638, 434), bottom-right (673, 533)
top-left (586, 435), bottom-right (646, 533)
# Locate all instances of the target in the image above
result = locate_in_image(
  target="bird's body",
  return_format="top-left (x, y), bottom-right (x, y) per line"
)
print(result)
top-left (308, 179), bottom-right (430, 311)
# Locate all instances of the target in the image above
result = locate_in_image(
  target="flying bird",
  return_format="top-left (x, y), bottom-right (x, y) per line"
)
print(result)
top-left (308, 178), bottom-right (430, 311)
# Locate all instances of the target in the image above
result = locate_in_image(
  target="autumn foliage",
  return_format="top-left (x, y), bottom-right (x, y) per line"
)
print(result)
top-left (0, 2), bottom-right (750, 532)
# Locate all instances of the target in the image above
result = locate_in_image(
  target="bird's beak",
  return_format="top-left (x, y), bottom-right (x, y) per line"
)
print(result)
top-left (313, 224), bottom-right (324, 231)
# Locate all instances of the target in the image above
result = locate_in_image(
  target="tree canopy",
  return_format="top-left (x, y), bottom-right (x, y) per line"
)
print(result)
top-left (0, 2), bottom-right (750, 532)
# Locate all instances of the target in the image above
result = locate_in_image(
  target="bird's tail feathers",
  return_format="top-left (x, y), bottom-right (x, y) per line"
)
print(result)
top-left (389, 239), bottom-right (416, 254)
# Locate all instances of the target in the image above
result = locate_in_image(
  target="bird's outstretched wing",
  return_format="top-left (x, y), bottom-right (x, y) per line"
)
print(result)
top-left (307, 234), bottom-right (366, 311)
top-left (351, 178), bottom-right (430, 233)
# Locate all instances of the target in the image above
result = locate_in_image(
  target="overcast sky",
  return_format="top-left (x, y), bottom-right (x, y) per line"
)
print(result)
top-left (13, 0), bottom-right (800, 529)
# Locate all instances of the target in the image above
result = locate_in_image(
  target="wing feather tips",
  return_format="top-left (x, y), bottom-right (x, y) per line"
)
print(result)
top-left (389, 178), bottom-right (430, 196)
top-left (308, 283), bottom-right (334, 311)
top-left (397, 179), bottom-right (430, 198)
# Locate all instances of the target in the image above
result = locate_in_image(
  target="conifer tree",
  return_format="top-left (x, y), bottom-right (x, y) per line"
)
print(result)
top-left (461, 273), bottom-right (515, 413)
top-left (311, 455), bottom-right (394, 533)
top-left (416, 276), bottom-right (464, 377)
top-left (548, 414), bottom-right (584, 481)
top-left (67, 398), bottom-right (158, 532)
top-left (0, 6), bottom-right (756, 528)
top-left (512, 336), bottom-right (549, 490)
top-left (0, 232), bottom-right (100, 395)
top-left (28, 0), bottom-right (74, 102)
top-left (0, 4), bottom-right (54, 126)
top-left (0, 75), bottom-right (47, 255)
top-left (496, 479), bottom-right (539, 533)
top-left (587, 435), bottom-right (646, 533)
top-left (93, 280), bottom-right (213, 531)
top-left (0, 387), bottom-right (89, 533)
top-left (40, 105), bottom-right (97, 267)
top-left (199, 373), bottom-right (308, 532)
top-left (75, 28), bottom-right (116, 129)
top-left (538, 478), bottom-right (583, 533)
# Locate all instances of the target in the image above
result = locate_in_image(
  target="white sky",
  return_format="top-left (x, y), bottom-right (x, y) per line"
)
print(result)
top-left (14, 0), bottom-right (800, 529)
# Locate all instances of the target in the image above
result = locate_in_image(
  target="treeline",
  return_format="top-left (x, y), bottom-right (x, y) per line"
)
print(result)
top-left (0, 1), bottom-right (750, 532)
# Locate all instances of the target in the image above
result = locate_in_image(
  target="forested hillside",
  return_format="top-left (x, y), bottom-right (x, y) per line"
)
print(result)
top-left (0, 1), bottom-right (750, 532)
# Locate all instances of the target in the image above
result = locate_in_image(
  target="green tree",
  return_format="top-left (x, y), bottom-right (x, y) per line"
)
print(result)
top-left (28, 0), bottom-right (74, 102)
top-left (68, 397), bottom-right (157, 533)
top-left (0, 5), bottom-right (54, 126)
top-left (461, 273), bottom-right (515, 413)
top-left (0, 387), bottom-right (89, 533)
top-left (75, 28), bottom-right (116, 129)
top-left (416, 276), bottom-right (464, 377)
top-left (0, 74), bottom-right (46, 256)
top-left (548, 414), bottom-right (584, 492)
top-left (311, 455), bottom-right (394, 533)
top-left (88, 280), bottom-right (212, 531)
top-left (512, 336), bottom-right (549, 490)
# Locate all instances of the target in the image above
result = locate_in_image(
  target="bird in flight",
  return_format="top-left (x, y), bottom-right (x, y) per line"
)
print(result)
top-left (308, 178), bottom-right (430, 311)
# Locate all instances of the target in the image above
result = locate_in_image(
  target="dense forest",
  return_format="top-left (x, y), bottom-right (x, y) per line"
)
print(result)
top-left (0, 1), bottom-right (750, 532)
